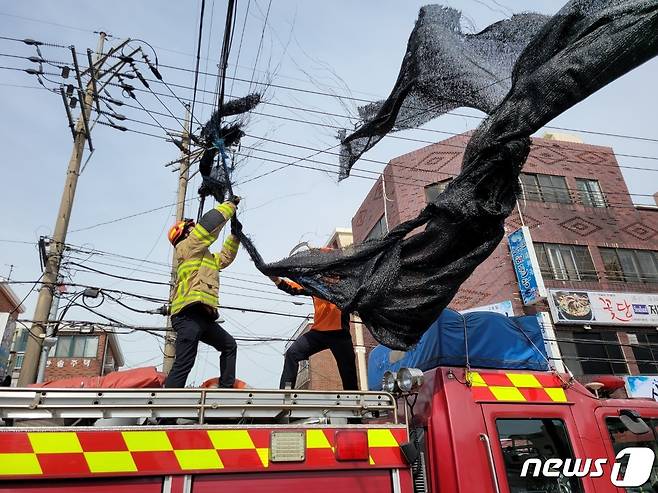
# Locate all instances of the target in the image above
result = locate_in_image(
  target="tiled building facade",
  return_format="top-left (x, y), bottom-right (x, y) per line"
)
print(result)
top-left (351, 133), bottom-right (658, 389)
top-left (11, 326), bottom-right (124, 384)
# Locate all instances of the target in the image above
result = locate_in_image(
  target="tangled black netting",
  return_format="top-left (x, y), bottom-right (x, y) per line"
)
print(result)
top-left (338, 6), bottom-right (549, 179)
top-left (237, 0), bottom-right (658, 350)
top-left (197, 93), bottom-right (261, 202)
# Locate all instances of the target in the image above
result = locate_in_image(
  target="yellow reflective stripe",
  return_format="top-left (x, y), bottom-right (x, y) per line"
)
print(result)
top-left (306, 430), bottom-right (332, 449)
top-left (84, 451), bottom-right (137, 473)
top-left (367, 429), bottom-right (398, 447)
top-left (192, 224), bottom-right (216, 246)
top-left (506, 373), bottom-right (542, 388)
top-left (545, 387), bottom-right (568, 402)
top-left (0, 454), bottom-right (42, 476)
top-left (223, 237), bottom-right (239, 254)
top-left (208, 430), bottom-right (256, 450)
top-left (171, 291), bottom-right (219, 313)
top-left (29, 432), bottom-right (82, 453)
top-left (122, 431), bottom-right (173, 451)
top-left (216, 202), bottom-right (236, 220)
top-left (175, 449), bottom-right (223, 470)
top-left (489, 386), bottom-right (526, 401)
top-left (177, 258), bottom-right (217, 277)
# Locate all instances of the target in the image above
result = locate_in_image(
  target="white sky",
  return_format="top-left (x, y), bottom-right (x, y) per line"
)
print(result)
top-left (1, 0), bottom-right (656, 388)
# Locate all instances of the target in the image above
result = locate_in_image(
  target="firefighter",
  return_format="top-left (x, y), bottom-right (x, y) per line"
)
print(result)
top-left (270, 273), bottom-right (358, 390)
top-left (165, 197), bottom-right (241, 388)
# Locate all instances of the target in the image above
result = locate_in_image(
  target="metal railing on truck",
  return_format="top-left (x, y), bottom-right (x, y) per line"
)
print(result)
top-left (0, 387), bottom-right (397, 424)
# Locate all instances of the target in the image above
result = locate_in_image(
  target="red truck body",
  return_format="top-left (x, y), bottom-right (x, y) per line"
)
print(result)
top-left (2, 366), bottom-right (658, 492)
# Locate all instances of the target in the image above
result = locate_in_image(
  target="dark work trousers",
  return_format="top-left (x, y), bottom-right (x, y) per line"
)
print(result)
top-left (164, 304), bottom-right (237, 388)
top-left (280, 329), bottom-right (358, 390)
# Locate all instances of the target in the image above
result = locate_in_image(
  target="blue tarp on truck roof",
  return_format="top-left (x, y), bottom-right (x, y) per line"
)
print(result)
top-left (367, 308), bottom-right (548, 391)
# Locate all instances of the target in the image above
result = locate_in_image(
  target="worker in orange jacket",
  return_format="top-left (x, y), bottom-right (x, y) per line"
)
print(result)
top-left (270, 277), bottom-right (358, 390)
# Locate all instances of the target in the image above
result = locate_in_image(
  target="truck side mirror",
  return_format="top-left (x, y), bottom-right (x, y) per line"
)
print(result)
top-left (619, 409), bottom-right (651, 435)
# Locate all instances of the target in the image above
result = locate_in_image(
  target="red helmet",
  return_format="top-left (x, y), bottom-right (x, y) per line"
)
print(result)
top-left (168, 219), bottom-right (194, 246)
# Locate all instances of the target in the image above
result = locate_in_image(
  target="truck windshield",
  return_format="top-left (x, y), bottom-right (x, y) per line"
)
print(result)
top-left (496, 418), bottom-right (583, 493)
top-left (606, 417), bottom-right (658, 492)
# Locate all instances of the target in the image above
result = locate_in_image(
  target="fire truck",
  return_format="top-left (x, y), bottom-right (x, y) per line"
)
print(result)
top-left (1, 364), bottom-right (658, 492)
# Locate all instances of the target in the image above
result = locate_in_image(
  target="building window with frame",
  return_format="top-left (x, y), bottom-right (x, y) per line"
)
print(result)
top-left (575, 178), bottom-right (606, 208)
top-left (629, 333), bottom-right (658, 374)
top-left (600, 247), bottom-right (658, 284)
top-left (560, 331), bottom-right (628, 375)
top-left (534, 243), bottom-right (598, 281)
top-left (54, 335), bottom-right (99, 358)
top-left (519, 173), bottom-right (571, 204)
top-left (365, 215), bottom-right (387, 242)
top-left (424, 178), bottom-right (452, 203)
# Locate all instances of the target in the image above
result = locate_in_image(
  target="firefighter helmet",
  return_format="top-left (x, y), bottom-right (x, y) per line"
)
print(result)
top-left (168, 219), bottom-right (194, 246)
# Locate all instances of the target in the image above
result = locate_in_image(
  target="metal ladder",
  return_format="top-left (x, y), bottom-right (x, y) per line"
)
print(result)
top-left (0, 387), bottom-right (397, 424)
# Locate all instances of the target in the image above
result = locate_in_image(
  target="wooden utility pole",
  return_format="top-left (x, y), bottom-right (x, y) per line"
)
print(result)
top-left (17, 33), bottom-right (107, 386)
top-left (163, 105), bottom-right (192, 374)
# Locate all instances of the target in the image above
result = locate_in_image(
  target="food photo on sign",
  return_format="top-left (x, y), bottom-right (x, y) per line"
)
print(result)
top-left (551, 291), bottom-right (594, 322)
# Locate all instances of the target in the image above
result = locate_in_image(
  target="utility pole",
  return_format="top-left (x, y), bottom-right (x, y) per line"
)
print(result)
top-left (163, 105), bottom-right (192, 374)
top-left (17, 33), bottom-right (106, 386)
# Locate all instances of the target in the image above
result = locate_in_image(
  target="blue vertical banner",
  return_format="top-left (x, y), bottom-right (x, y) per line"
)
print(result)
top-left (508, 226), bottom-right (546, 305)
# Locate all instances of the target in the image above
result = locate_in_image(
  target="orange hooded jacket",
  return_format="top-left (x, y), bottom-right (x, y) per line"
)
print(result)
top-left (276, 279), bottom-right (344, 331)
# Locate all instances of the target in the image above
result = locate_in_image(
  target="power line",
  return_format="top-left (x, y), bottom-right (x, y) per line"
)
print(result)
top-left (3, 46), bottom-right (658, 148)
top-left (248, 0), bottom-right (273, 92)
top-left (189, 0), bottom-right (207, 130)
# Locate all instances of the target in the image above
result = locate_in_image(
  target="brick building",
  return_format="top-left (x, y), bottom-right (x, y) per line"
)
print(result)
top-left (11, 326), bottom-right (124, 384)
top-left (0, 282), bottom-right (24, 382)
top-left (351, 133), bottom-right (658, 390)
top-left (286, 229), bottom-right (373, 391)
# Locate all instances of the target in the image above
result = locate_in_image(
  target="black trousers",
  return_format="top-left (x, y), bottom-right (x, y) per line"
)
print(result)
top-left (164, 304), bottom-right (237, 388)
top-left (280, 329), bottom-right (358, 390)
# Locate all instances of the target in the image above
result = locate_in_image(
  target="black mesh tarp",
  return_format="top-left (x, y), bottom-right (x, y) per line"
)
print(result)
top-left (239, 0), bottom-right (658, 349)
top-left (338, 5), bottom-right (549, 179)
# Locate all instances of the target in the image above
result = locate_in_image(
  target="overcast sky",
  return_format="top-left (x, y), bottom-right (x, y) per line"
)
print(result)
top-left (1, 0), bottom-right (657, 388)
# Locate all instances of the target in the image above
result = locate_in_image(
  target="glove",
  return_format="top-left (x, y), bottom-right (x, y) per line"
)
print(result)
top-left (230, 217), bottom-right (243, 235)
top-left (230, 195), bottom-right (241, 206)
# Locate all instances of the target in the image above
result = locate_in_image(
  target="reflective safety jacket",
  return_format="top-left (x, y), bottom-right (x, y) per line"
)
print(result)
top-left (170, 201), bottom-right (239, 317)
top-left (276, 279), bottom-right (346, 331)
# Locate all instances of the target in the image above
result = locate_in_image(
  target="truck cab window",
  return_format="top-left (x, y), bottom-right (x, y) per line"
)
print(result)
top-left (495, 418), bottom-right (583, 493)
top-left (606, 417), bottom-right (658, 492)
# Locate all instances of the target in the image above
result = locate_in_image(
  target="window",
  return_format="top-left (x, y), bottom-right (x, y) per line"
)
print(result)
top-left (424, 178), bottom-right (452, 203)
top-left (575, 178), bottom-right (606, 207)
top-left (606, 418), bottom-right (658, 490)
top-left (54, 336), bottom-right (99, 358)
top-left (520, 173), bottom-right (571, 204)
top-left (496, 418), bottom-right (583, 493)
top-left (560, 331), bottom-right (628, 375)
top-left (630, 333), bottom-right (658, 374)
top-left (13, 354), bottom-right (24, 370)
top-left (600, 248), bottom-right (658, 284)
top-left (13, 328), bottom-right (29, 352)
top-left (365, 215), bottom-right (387, 241)
top-left (535, 243), bottom-right (597, 281)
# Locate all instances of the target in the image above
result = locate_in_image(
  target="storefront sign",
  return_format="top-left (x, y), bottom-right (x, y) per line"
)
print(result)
top-left (508, 227), bottom-right (546, 305)
top-left (625, 376), bottom-right (658, 401)
top-left (548, 289), bottom-right (658, 326)
top-left (461, 300), bottom-right (515, 317)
